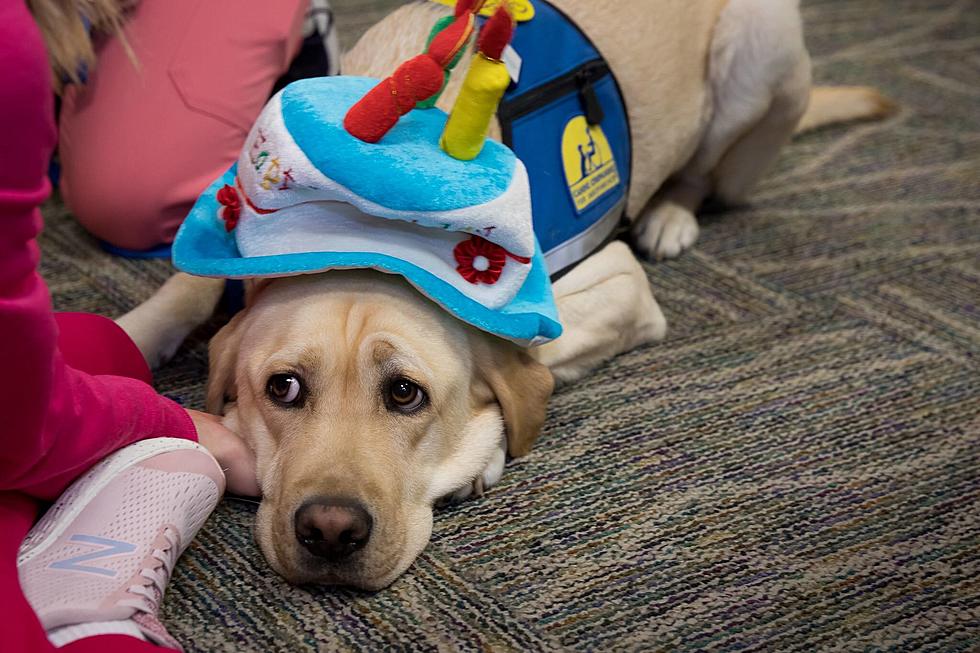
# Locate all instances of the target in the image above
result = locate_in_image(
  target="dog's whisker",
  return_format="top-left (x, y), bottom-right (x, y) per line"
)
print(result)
top-left (226, 496), bottom-right (262, 506)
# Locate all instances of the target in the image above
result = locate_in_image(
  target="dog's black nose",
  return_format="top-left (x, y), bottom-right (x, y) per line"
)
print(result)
top-left (294, 498), bottom-right (373, 561)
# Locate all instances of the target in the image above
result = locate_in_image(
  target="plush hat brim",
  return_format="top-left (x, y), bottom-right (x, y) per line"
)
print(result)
top-left (172, 166), bottom-right (562, 346)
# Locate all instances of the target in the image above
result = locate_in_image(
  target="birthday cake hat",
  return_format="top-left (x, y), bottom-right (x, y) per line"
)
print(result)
top-left (173, 0), bottom-right (561, 345)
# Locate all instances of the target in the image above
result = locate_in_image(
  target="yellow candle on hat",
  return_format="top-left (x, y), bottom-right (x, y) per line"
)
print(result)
top-left (441, 4), bottom-right (515, 161)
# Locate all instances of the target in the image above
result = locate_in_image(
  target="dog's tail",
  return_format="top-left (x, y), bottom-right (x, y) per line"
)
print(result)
top-left (795, 86), bottom-right (896, 134)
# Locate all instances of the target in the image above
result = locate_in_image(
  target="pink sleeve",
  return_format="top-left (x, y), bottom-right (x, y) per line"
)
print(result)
top-left (0, 2), bottom-right (196, 501)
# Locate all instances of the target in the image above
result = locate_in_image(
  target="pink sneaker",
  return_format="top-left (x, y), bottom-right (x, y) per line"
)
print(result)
top-left (17, 438), bottom-right (225, 650)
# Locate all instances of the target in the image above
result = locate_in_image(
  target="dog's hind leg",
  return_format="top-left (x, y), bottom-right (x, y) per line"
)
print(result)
top-left (709, 56), bottom-right (811, 205)
top-left (633, 0), bottom-right (811, 260)
top-left (116, 273), bottom-right (225, 370)
top-left (533, 241), bottom-right (666, 385)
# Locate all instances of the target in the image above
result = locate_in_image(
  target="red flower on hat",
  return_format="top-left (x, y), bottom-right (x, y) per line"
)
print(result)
top-left (454, 236), bottom-right (510, 285)
top-left (216, 184), bottom-right (241, 232)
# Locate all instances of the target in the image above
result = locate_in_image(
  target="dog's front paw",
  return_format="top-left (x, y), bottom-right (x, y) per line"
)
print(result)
top-left (442, 435), bottom-right (508, 505)
top-left (632, 201), bottom-right (700, 261)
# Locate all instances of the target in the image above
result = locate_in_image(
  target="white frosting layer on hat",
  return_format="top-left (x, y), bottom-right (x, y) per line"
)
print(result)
top-left (234, 200), bottom-right (531, 310)
top-left (236, 93), bottom-right (535, 260)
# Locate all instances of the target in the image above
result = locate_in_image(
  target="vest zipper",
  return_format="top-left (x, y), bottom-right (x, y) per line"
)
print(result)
top-left (498, 58), bottom-right (612, 124)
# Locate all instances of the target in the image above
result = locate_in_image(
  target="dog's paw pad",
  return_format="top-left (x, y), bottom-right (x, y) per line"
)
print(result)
top-left (633, 202), bottom-right (700, 261)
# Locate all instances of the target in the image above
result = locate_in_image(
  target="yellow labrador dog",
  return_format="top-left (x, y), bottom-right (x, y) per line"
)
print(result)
top-left (120, 243), bottom-right (660, 590)
top-left (119, 0), bottom-right (890, 589)
top-left (208, 272), bottom-right (556, 588)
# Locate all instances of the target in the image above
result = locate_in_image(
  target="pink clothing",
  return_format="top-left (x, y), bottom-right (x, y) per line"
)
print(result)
top-left (54, 313), bottom-right (154, 385)
top-left (1, 1), bottom-right (196, 650)
top-left (59, 0), bottom-right (308, 250)
top-left (0, 0), bottom-right (196, 500)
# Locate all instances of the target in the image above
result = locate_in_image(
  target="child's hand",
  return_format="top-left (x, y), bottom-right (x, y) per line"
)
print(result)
top-left (187, 409), bottom-right (260, 497)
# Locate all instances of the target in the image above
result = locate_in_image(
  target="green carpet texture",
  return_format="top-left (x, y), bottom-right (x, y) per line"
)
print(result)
top-left (39, 0), bottom-right (979, 650)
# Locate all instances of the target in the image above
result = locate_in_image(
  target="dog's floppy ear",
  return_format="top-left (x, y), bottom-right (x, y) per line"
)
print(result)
top-left (207, 280), bottom-right (270, 414)
top-left (206, 310), bottom-right (247, 415)
top-left (472, 336), bottom-right (555, 458)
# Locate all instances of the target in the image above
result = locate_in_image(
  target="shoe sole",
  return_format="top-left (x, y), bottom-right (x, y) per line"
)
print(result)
top-left (17, 438), bottom-right (210, 566)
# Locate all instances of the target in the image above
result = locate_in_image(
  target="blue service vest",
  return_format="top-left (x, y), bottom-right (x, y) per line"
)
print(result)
top-left (495, 0), bottom-right (632, 275)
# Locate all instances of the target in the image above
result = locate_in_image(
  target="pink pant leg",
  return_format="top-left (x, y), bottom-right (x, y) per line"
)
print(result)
top-left (0, 493), bottom-right (165, 652)
top-left (55, 313), bottom-right (152, 385)
top-left (59, 0), bottom-right (307, 250)
top-left (0, 492), bottom-right (53, 652)
top-left (1, 318), bottom-right (186, 651)
top-left (3, 314), bottom-right (178, 651)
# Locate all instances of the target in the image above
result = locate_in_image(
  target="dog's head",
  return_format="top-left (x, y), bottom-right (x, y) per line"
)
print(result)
top-left (208, 271), bottom-right (553, 589)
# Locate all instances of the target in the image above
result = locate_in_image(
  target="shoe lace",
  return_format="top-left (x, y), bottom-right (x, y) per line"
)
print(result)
top-left (118, 526), bottom-right (180, 614)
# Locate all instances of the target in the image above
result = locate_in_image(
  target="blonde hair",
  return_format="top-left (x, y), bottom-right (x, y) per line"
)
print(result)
top-left (27, 0), bottom-right (134, 93)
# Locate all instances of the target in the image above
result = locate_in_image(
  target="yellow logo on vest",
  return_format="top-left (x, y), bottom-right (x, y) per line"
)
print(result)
top-left (429, 0), bottom-right (535, 22)
top-left (562, 116), bottom-right (620, 213)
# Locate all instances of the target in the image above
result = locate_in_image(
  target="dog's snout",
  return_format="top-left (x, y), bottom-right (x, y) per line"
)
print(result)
top-left (294, 498), bottom-right (373, 561)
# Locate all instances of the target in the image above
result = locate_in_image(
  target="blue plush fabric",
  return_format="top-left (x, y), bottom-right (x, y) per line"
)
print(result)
top-left (280, 77), bottom-right (516, 213)
top-left (173, 167), bottom-right (562, 344)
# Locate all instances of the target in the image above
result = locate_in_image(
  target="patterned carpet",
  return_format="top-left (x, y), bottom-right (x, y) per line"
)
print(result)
top-left (38, 0), bottom-right (980, 650)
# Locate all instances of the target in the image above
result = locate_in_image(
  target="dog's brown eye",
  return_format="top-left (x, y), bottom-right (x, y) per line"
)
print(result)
top-left (387, 378), bottom-right (426, 413)
top-left (267, 374), bottom-right (304, 407)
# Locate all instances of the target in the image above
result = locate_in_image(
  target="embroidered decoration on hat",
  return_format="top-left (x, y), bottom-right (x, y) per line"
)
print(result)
top-left (235, 178), bottom-right (279, 216)
top-left (454, 235), bottom-right (531, 285)
top-left (249, 129), bottom-right (295, 192)
top-left (216, 185), bottom-right (241, 232)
